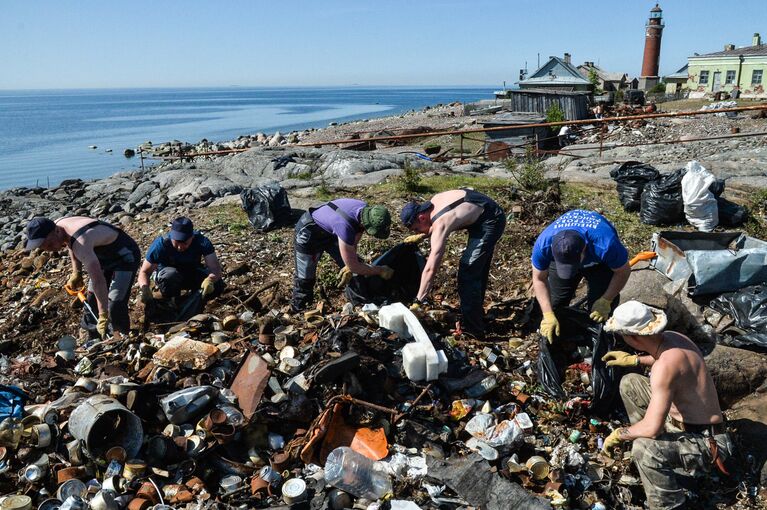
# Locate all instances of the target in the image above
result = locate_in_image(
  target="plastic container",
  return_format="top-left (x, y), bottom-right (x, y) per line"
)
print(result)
top-left (324, 446), bottom-right (392, 500)
top-left (160, 386), bottom-right (218, 425)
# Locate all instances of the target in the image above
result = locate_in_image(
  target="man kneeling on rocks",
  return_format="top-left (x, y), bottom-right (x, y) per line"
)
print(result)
top-left (292, 199), bottom-right (393, 311)
top-left (400, 188), bottom-right (505, 339)
top-left (24, 216), bottom-right (141, 339)
top-left (138, 217), bottom-right (224, 315)
top-left (601, 300), bottom-right (734, 510)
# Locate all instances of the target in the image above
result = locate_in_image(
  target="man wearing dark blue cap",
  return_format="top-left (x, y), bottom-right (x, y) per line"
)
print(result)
top-left (24, 216), bottom-right (141, 339)
top-left (400, 188), bottom-right (505, 339)
top-left (531, 210), bottom-right (631, 343)
top-left (137, 217), bottom-right (224, 312)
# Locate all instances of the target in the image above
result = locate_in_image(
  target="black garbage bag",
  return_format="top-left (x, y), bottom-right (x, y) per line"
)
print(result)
top-left (240, 184), bottom-right (292, 232)
top-left (536, 308), bottom-right (619, 418)
top-left (609, 161), bottom-right (660, 212)
top-left (639, 168), bottom-right (686, 225)
top-left (710, 285), bottom-right (767, 349)
top-left (345, 243), bottom-right (425, 306)
top-left (709, 178), bottom-right (726, 197)
top-left (716, 197), bottom-right (747, 227)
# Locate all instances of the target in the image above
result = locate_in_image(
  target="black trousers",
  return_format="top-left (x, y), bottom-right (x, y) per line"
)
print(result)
top-left (292, 212), bottom-right (344, 311)
top-left (457, 206), bottom-right (506, 337)
top-left (548, 262), bottom-right (619, 311)
top-left (156, 266), bottom-right (225, 300)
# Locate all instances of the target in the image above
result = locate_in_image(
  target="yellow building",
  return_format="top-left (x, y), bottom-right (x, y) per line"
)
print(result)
top-left (687, 33), bottom-right (766, 99)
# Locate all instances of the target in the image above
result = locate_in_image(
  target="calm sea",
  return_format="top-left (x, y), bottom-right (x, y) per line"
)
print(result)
top-left (0, 87), bottom-right (491, 190)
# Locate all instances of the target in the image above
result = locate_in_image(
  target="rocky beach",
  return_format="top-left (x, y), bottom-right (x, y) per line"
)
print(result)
top-left (1, 99), bottom-right (767, 508)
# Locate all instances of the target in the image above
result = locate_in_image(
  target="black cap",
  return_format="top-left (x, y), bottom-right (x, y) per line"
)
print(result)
top-left (551, 230), bottom-right (586, 279)
top-left (400, 201), bottom-right (433, 227)
top-left (24, 217), bottom-right (56, 251)
top-left (170, 217), bottom-right (194, 241)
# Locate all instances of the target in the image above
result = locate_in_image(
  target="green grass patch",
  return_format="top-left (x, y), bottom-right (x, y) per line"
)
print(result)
top-left (208, 203), bottom-right (251, 233)
top-left (379, 173), bottom-right (512, 198)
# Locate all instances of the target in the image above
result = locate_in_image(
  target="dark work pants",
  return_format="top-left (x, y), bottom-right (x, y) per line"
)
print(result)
top-left (82, 268), bottom-right (137, 337)
top-left (155, 266), bottom-right (225, 300)
top-left (548, 261), bottom-right (619, 311)
top-left (457, 209), bottom-right (506, 337)
top-left (292, 212), bottom-right (344, 311)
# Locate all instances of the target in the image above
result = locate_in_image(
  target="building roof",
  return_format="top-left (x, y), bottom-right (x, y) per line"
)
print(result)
top-left (692, 44), bottom-right (767, 58)
top-left (577, 63), bottom-right (627, 83)
top-left (518, 56), bottom-right (591, 86)
top-left (665, 64), bottom-right (688, 80)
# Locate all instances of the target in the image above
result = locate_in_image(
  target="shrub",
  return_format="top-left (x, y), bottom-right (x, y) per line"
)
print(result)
top-left (396, 162), bottom-right (423, 192)
top-left (505, 146), bottom-right (549, 192)
top-left (545, 102), bottom-right (566, 125)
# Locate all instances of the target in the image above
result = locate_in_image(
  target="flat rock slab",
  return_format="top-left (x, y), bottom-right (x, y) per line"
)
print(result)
top-left (426, 453), bottom-right (552, 510)
top-left (153, 336), bottom-right (220, 370)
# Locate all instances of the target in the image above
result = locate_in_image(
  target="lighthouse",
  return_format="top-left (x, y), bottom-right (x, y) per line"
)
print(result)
top-left (639, 4), bottom-right (664, 90)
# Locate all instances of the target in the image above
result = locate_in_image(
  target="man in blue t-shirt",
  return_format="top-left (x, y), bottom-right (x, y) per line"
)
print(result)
top-left (137, 217), bottom-right (225, 309)
top-left (531, 210), bottom-right (630, 343)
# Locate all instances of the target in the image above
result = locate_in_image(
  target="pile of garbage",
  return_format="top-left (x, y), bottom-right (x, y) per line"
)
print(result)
top-left (610, 160), bottom-right (747, 230)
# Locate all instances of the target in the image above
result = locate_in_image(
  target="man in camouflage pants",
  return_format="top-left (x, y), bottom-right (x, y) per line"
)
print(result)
top-left (600, 301), bottom-right (735, 510)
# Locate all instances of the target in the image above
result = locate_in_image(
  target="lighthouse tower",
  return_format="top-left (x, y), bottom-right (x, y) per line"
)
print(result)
top-left (639, 4), bottom-right (664, 90)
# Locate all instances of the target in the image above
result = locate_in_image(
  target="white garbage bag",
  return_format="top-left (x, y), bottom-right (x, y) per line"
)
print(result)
top-left (681, 161), bottom-right (719, 231)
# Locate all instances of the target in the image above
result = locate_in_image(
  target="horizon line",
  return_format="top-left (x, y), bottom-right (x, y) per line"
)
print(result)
top-left (0, 84), bottom-right (500, 93)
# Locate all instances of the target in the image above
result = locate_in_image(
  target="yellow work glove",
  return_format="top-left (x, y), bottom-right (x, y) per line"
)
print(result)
top-left (540, 312), bottom-right (560, 344)
top-left (379, 266), bottom-right (394, 280)
top-left (96, 312), bottom-right (109, 338)
top-left (601, 350), bottom-right (640, 367)
top-left (589, 297), bottom-right (612, 323)
top-left (67, 271), bottom-right (84, 290)
top-left (409, 302), bottom-right (421, 312)
top-left (602, 427), bottom-right (626, 455)
top-left (139, 285), bottom-right (153, 304)
top-left (200, 276), bottom-right (216, 298)
top-left (403, 233), bottom-right (427, 244)
top-left (337, 266), bottom-right (353, 289)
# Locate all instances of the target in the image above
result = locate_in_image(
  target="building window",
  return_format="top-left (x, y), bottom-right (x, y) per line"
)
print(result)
top-left (699, 70), bottom-right (709, 84)
top-left (725, 70), bottom-right (736, 84)
top-left (752, 70), bottom-right (763, 85)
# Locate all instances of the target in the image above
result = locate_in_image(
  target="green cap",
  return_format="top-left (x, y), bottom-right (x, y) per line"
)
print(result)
top-left (360, 205), bottom-right (391, 239)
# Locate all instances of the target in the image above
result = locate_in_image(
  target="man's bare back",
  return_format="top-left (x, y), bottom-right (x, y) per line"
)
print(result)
top-left (656, 331), bottom-right (723, 425)
top-left (57, 217), bottom-right (118, 249)
top-left (428, 189), bottom-right (483, 233)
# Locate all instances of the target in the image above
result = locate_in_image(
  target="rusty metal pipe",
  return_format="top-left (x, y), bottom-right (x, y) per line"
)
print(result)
top-left (296, 104), bottom-right (767, 147)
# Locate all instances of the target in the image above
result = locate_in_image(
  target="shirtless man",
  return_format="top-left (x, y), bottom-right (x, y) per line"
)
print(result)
top-left (400, 188), bottom-right (505, 338)
top-left (24, 217), bottom-right (141, 339)
top-left (601, 300), bottom-right (734, 510)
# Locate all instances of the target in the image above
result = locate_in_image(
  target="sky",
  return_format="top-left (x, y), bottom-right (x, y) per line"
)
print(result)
top-left (2, 0), bottom-right (766, 89)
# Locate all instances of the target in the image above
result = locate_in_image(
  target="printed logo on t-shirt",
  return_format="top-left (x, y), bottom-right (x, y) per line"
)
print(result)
top-left (552, 210), bottom-right (600, 230)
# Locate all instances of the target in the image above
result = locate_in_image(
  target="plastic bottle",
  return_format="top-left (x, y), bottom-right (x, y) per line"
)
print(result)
top-left (324, 447), bottom-right (392, 500)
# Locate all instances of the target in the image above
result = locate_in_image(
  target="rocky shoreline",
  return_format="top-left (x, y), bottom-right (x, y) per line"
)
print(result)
top-left (2, 100), bottom-right (767, 251)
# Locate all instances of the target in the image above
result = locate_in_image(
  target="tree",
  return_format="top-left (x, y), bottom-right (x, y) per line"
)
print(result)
top-left (588, 67), bottom-right (603, 94)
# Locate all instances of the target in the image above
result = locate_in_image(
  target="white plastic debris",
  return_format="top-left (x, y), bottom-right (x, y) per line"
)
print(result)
top-left (465, 413), bottom-right (523, 452)
top-left (379, 303), bottom-right (448, 381)
top-left (681, 160), bottom-right (718, 232)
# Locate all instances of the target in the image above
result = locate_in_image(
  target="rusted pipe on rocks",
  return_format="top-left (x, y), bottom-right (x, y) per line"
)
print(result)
top-left (558, 129), bottom-right (767, 152)
top-left (296, 104), bottom-right (767, 147)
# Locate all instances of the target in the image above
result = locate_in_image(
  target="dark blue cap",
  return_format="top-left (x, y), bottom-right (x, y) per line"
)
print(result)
top-left (170, 217), bottom-right (194, 241)
top-left (551, 230), bottom-right (586, 279)
top-left (400, 201), bottom-right (433, 227)
top-left (24, 217), bottom-right (56, 251)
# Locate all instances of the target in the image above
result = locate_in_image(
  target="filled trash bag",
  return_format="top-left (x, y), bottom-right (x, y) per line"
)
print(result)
top-left (681, 161), bottom-right (719, 232)
top-left (640, 169), bottom-right (686, 226)
top-left (345, 243), bottom-right (425, 306)
top-left (710, 285), bottom-right (767, 349)
top-left (717, 197), bottom-right (747, 227)
top-left (536, 308), bottom-right (619, 418)
top-left (609, 161), bottom-right (660, 212)
top-left (240, 183), bottom-right (292, 232)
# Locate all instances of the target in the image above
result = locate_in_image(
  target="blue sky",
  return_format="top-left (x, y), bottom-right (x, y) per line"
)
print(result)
top-left (2, 0), bottom-right (765, 89)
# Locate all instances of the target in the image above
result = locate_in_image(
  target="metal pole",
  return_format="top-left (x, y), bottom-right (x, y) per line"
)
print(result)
top-left (599, 124), bottom-right (605, 156)
top-left (460, 133), bottom-right (465, 163)
top-left (139, 149), bottom-right (145, 172)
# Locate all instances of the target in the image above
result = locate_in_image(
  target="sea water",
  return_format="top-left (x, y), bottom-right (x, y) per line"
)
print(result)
top-left (0, 86), bottom-right (490, 190)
